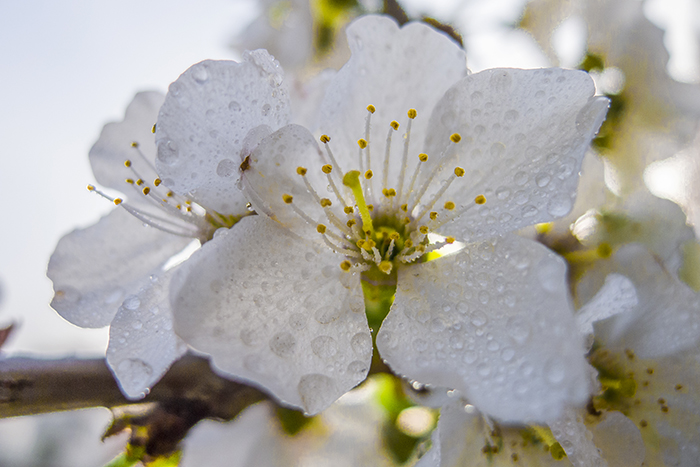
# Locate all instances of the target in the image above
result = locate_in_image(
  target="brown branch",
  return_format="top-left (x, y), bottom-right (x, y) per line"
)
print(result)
top-left (0, 354), bottom-right (267, 420)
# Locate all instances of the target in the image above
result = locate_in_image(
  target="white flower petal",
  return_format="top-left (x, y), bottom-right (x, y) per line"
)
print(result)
top-left (156, 54), bottom-right (290, 214)
top-left (89, 91), bottom-right (164, 208)
top-left (590, 412), bottom-right (645, 467)
top-left (423, 399), bottom-right (567, 466)
top-left (421, 68), bottom-right (607, 241)
top-left (48, 208), bottom-right (191, 328)
top-left (240, 124), bottom-right (331, 239)
top-left (170, 216), bottom-right (371, 414)
top-left (549, 408), bottom-right (606, 467)
top-left (318, 15), bottom-right (467, 173)
top-left (576, 273), bottom-right (637, 339)
top-left (106, 267), bottom-right (187, 399)
top-left (377, 234), bottom-right (589, 422)
top-left (595, 244), bottom-right (700, 359)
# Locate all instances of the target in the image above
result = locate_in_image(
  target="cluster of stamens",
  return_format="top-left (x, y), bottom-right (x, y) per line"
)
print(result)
top-left (280, 105), bottom-right (487, 275)
top-left (87, 128), bottom-right (238, 242)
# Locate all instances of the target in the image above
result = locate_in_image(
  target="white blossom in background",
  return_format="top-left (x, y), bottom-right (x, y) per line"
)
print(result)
top-left (159, 14), bottom-right (609, 420)
top-left (180, 385), bottom-right (396, 467)
top-left (523, 0), bottom-right (700, 195)
top-left (47, 92), bottom-right (250, 398)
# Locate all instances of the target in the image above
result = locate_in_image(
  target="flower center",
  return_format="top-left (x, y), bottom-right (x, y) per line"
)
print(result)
top-left (88, 137), bottom-right (241, 243)
top-left (281, 105), bottom-right (488, 275)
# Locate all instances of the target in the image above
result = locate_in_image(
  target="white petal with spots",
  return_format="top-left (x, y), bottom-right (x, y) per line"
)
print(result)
top-left (420, 68), bottom-right (608, 242)
top-left (156, 54), bottom-right (289, 214)
top-left (377, 234), bottom-right (589, 422)
top-left (107, 267), bottom-right (187, 399)
top-left (170, 216), bottom-right (371, 414)
top-left (48, 208), bottom-right (191, 328)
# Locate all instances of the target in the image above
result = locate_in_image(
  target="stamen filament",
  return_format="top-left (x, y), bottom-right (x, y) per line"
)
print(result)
top-left (342, 170), bottom-right (374, 236)
top-left (413, 171), bottom-right (459, 224)
top-left (396, 113), bottom-right (414, 203)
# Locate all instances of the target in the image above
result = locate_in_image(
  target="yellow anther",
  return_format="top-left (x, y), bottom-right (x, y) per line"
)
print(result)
top-left (320, 198), bottom-right (332, 207)
top-left (320, 134), bottom-right (331, 143)
top-left (408, 109), bottom-right (417, 119)
top-left (378, 261), bottom-right (393, 274)
top-left (357, 139), bottom-right (368, 149)
top-left (365, 239), bottom-right (376, 249)
top-left (430, 211), bottom-right (438, 220)
top-left (125, 178), bottom-right (134, 184)
top-left (154, 178), bottom-right (162, 187)
top-left (86, 184), bottom-right (95, 191)
top-left (186, 206), bottom-right (192, 212)
top-left (419, 226), bottom-right (429, 235)
top-left (450, 133), bottom-right (462, 143)
top-left (416, 245), bottom-right (426, 253)
top-left (400, 204), bottom-right (408, 212)
top-left (405, 239), bottom-right (413, 248)
top-left (597, 243), bottom-right (613, 258)
top-left (365, 170), bottom-right (373, 179)
top-left (367, 104), bottom-right (376, 114)
top-left (142, 187), bottom-right (150, 195)
top-left (124, 160), bottom-right (132, 168)
top-left (342, 170), bottom-right (374, 235)
top-left (176, 204), bottom-right (182, 209)
top-left (185, 200), bottom-right (191, 205)
top-left (347, 219), bottom-right (357, 228)
top-left (114, 198), bottom-right (123, 205)
top-left (130, 142), bottom-right (139, 148)
top-left (317, 224), bottom-right (327, 234)
top-left (357, 239), bottom-right (366, 249)
top-left (282, 194), bottom-right (294, 204)
top-left (402, 217), bottom-right (411, 225)
top-left (151, 123), bottom-right (156, 133)
top-left (419, 153), bottom-right (428, 162)
top-left (322, 164), bottom-right (333, 174)
top-left (136, 179), bottom-right (144, 186)
top-left (390, 121), bottom-right (400, 131)
top-left (454, 167), bottom-right (465, 177)
top-left (445, 236), bottom-right (455, 244)
top-left (167, 191), bottom-right (174, 197)
top-left (474, 194), bottom-right (487, 205)
top-left (344, 206), bottom-right (354, 214)
top-left (444, 201), bottom-right (456, 210)
top-left (389, 232), bottom-right (400, 240)
top-left (382, 188), bottom-right (397, 198)
top-left (296, 166), bottom-right (307, 176)
top-left (340, 260), bottom-right (352, 272)
top-left (368, 204), bottom-right (374, 211)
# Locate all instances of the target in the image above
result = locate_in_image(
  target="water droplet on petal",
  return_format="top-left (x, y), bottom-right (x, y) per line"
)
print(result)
top-left (269, 332), bottom-right (296, 357)
top-left (216, 158), bottom-right (236, 178)
top-left (535, 173), bottom-right (551, 188)
top-left (229, 101), bottom-right (241, 112)
top-left (123, 296), bottom-right (141, 310)
top-left (547, 194), bottom-right (573, 217)
top-left (298, 374), bottom-right (337, 414)
top-left (507, 317), bottom-right (531, 344)
top-left (192, 66), bottom-right (209, 84)
top-left (117, 358), bottom-right (153, 392)
top-left (311, 335), bottom-right (338, 359)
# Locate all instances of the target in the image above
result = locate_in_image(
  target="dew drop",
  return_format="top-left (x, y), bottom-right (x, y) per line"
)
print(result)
top-left (535, 173), bottom-right (551, 188)
top-left (216, 158), bottom-right (237, 178)
top-left (471, 311), bottom-right (488, 327)
top-left (507, 317), bottom-right (531, 344)
top-left (514, 171), bottom-right (528, 186)
top-left (123, 296), bottom-right (141, 310)
top-left (521, 205), bottom-right (539, 218)
top-left (117, 359), bottom-right (153, 392)
top-left (269, 331), bottom-right (296, 357)
top-left (347, 360), bottom-right (368, 378)
top-left (495, 186), bottom-right (511, 200)
top-left (501, 347), bottom-right (515, 362)
top-left (228, 101), bottom-right (241, 112)
top-left (261, 103), bottom-right (271, 116)
top-left (490, 142), bottom-right (506, 158)
top-left (547, 194), bottom-right (573, 217)
top-left (311, 335), bottom-right (338, 359)
top-left (157, 140), bottom-right (180, 166)
top-left (351, 332), bottom-right (371, 356)
top-left (545, 357), bottom-right (567, 384)
top-left (131, 320), bottom-right (143, 330)
top-left (457, 301), bottom-right (469, 314)
top-left (463, 351), bottom-right (478, 364)
top-left (192, 66), bottom-right (209, 84)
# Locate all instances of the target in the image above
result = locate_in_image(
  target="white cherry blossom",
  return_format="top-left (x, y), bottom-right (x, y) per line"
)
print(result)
top-left (48, 92), bottom-right (249, 398)
top-left (163, 15), bottom-right (609, 420)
